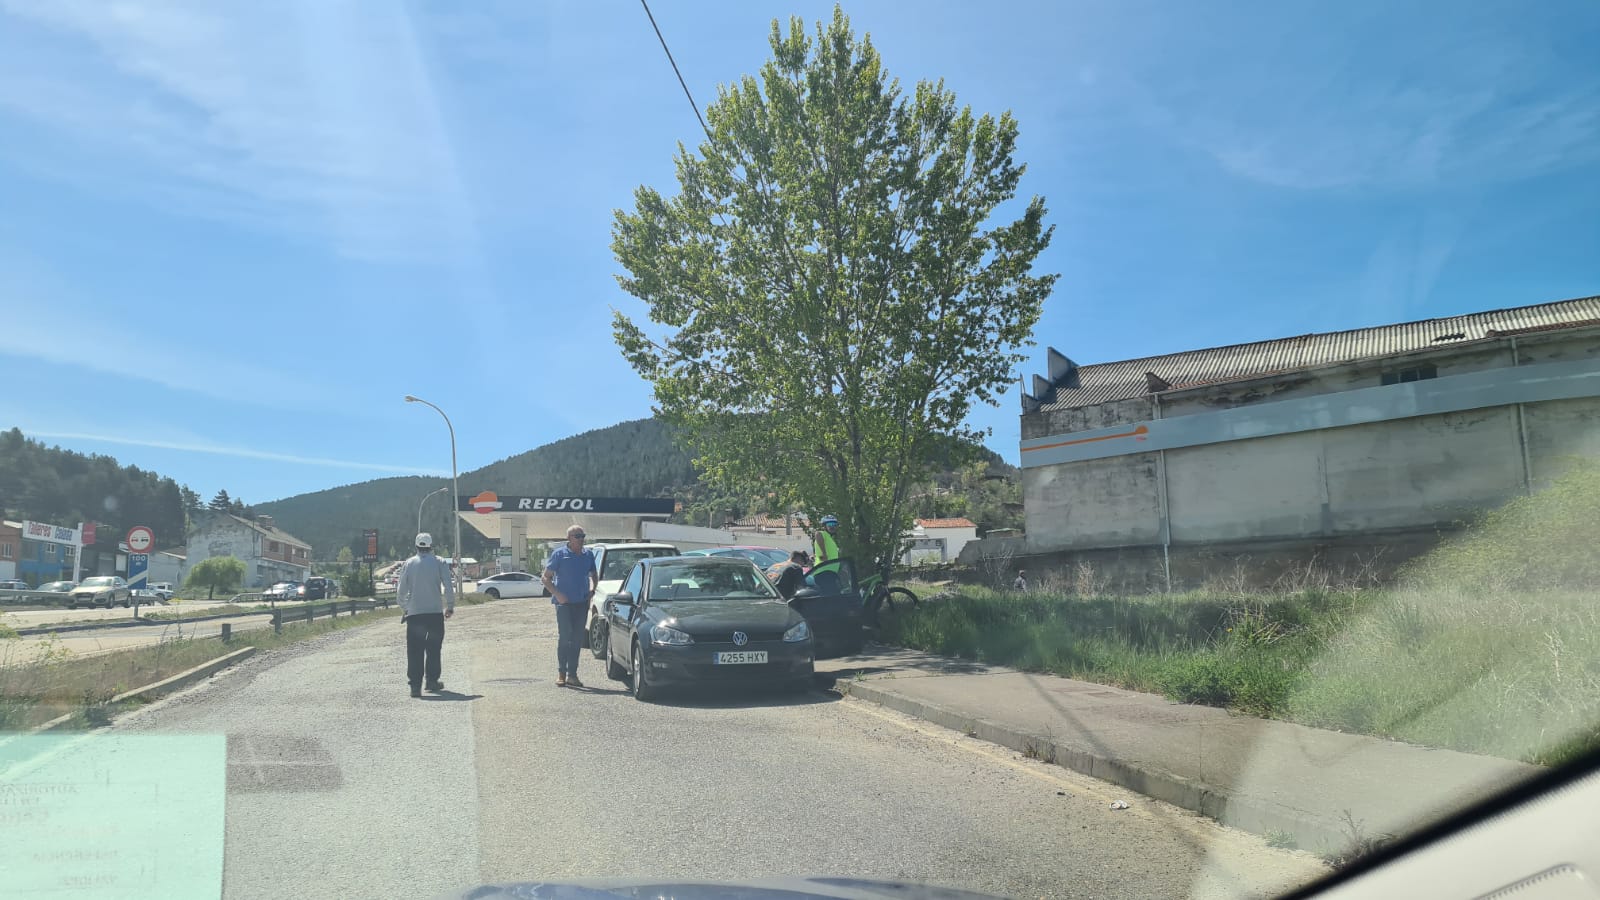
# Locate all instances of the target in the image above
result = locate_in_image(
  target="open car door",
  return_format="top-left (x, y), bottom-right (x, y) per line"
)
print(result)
top-left (789, 558), bottom-right (866, 659)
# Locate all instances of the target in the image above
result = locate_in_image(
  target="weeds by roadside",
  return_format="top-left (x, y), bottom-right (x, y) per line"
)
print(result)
top-left (879, 583), bottom-right (1600, 765)
top-left (880, 464), bottom-right (1600, 768)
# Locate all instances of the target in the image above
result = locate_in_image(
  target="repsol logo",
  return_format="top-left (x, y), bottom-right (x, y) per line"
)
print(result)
top-left (517, 498), bottom-right (596, 511)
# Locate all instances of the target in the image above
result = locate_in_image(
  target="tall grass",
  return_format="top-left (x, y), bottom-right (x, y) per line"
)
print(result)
top-left (882, 463), bottom-right (1600, 767)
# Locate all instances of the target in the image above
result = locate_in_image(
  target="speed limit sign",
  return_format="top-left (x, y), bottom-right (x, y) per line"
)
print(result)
top-left (126, 526), bottom-right (155, 554)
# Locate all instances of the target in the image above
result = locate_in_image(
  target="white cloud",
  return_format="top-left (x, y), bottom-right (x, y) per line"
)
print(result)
top-left (0, 0), bottom-right (482, 262)
top-left (27, 429), bottom-right (445, 476)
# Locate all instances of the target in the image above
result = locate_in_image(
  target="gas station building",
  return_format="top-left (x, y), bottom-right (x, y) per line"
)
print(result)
top-left (457, 492), bottom-right (738, 573)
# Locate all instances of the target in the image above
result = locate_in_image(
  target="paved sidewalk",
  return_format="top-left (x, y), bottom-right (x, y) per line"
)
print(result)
top-left (818, 645), bottom-right (1540, 854)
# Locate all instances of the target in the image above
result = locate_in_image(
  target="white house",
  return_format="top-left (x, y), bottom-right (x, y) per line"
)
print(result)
top-left (187, 513), bottom-right (311, 588)
top-left (904, 517), bottom-right (979, 565)
top-left (148, 550), bottom-right (187, 588)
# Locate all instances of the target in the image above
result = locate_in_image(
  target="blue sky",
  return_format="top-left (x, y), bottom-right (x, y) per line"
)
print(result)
top-left (1, 0), bottom-right (1596, 505)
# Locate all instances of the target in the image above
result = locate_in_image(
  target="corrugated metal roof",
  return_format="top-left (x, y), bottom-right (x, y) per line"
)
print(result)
top-left (1031, 295), bottom-right (1600, 412)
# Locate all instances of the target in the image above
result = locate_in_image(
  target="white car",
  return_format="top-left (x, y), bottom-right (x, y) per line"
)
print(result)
top-left (474, 571), bottom-right (544, 600)
top-left (582, 542), bottom-right (680, 658)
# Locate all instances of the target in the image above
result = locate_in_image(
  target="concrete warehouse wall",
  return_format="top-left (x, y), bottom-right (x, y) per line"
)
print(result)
top-left (1003, 327), bottom-right (1600, 586)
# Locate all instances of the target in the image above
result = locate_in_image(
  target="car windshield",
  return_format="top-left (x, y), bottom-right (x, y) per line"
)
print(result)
top-left (601, 548), bottom-right (671, 581)
top-left (739, 549), bottom-right (789, 567)
top-left (80, 577), bottom-right (114, 588)
top-left (647, 562), bottom-right (780, 601)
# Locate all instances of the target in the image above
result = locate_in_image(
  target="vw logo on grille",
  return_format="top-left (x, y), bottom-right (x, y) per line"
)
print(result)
top-left (732, 631), bottom-right (748, 646)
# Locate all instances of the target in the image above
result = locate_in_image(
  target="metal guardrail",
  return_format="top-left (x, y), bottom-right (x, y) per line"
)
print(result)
top-left (268, 597), bottom-right (393, 634)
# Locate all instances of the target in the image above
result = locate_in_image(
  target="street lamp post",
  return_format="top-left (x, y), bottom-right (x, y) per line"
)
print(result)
top-left (418, 486), bottom-right (450, 537)
top-left (405, 395), bottom-right (462, 598)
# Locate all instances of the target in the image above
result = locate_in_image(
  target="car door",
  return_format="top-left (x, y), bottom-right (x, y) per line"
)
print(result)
top-left (113, 577), bottom-right (130, 602)
top-left (608, 563), bottom-right (646, 668)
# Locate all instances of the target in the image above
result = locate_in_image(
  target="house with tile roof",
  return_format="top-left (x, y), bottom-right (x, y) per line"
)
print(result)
top-left (905, 517), bottom-right (978, 565)
top-left (187, 512), bottom-right (313, 588)
top-left (997, 294), bottom-right (1600, 590)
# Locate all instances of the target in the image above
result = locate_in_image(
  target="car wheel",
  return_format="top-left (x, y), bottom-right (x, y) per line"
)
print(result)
top-left (630, 641), bottom-right (658, 703)
top-left (484, 587), bottom-right (500, 599)
top-left (588, 618), bottom-right (608, 659)
top-left (606, 641), bottom-right (627, 682)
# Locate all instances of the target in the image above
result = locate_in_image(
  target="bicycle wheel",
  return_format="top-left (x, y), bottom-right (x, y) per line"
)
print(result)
top-left (882, 587), bottom-right (919, 612)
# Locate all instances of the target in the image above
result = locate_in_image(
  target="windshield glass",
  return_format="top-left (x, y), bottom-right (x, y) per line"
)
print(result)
top-left (647, 562), bottom-right (781, 601)
top-left (601, 548), bottom-right (672, 581)
top-left (733, 548), bottom-right (789, 567)
top-left (1, 2), bottom-right (1593, 898)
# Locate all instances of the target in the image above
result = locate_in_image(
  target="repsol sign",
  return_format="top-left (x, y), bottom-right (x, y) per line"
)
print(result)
top-left (460, 492), bottom-right (675, 515)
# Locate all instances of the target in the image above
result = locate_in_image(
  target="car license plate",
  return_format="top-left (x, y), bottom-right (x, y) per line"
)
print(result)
top-left (714, 651), bottom-right (768, 665)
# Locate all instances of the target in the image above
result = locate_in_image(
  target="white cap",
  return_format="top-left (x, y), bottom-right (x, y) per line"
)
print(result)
top-left (415, 532), bottom-right (433, 548)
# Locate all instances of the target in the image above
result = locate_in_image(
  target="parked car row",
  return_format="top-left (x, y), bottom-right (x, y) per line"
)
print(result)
top-left (261, 577), bottom-right (341, 602)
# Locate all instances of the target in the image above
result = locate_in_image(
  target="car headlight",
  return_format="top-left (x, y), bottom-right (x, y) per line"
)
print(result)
top-left (783, 620), bottom-right (812, 642)
top-left (650, 624), bottom-right (693, 646)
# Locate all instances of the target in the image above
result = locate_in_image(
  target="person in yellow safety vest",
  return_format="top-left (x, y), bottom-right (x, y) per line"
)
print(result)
top-left (812, 514), bottom-right (841, 566)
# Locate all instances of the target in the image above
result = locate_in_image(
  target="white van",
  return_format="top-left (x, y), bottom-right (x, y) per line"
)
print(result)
top-left (149, 582), bottom-right (176, 600)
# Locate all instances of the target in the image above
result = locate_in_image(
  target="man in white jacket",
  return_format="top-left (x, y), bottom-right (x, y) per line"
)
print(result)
top-left (397, 532), bottom-right (455, 698)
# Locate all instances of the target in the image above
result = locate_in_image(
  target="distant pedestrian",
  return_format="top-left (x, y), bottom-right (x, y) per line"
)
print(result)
top-left (542, 524), bottom-right (597, 688)
top-left (1013, 569), bottom-right (1029, 592)
top-left (397, 532), bottom-right (455, 698)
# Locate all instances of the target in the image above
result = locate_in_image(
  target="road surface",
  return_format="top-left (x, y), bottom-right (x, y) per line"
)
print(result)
top-left (56, 601), bottom-right (1326, 898)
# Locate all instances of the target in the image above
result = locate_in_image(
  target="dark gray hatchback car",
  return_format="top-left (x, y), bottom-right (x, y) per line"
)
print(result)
top-left (604, 556), bottom-right (815, 702)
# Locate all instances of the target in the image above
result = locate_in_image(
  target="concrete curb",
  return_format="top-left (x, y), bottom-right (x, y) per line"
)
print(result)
top-left (843, 679), bottom-right (1355, 854)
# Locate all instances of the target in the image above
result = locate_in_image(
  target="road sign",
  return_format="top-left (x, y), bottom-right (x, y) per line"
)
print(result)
top-left (126, 526), bottom-right (155, 554)
top-left (127, 553), bottom-right (149, 589)
top-left (363, 529), bottom-right (379, 562)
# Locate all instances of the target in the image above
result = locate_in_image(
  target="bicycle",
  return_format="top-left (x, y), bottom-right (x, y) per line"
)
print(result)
top-left (859, 571), bottom-right (919, 621)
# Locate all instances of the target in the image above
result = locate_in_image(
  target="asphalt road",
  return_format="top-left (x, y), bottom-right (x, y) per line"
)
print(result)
top-left (85, 600), bottom-right (1322, 899)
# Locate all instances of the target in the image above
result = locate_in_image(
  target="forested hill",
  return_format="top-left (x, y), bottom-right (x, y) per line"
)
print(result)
top-left (0, 427), bottom-right (188, 552)
top-left (255, 418), bottom-right (700, 559)
top-left (258, 417), bottom-right (1018, 562)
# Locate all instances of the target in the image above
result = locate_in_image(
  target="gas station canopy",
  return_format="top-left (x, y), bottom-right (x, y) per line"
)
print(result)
top-left (456, 492), bottom-right (676, 541)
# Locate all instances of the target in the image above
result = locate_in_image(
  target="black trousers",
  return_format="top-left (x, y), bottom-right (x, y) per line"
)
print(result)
top-left (405, 613), bottom-right (445, 687)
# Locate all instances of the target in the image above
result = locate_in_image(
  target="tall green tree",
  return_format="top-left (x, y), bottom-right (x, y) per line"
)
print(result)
top-left (209, 489), bottom-right (232, 512)
top-left (186, 556), bottom-right (245, 601)
top-left (612, 7), bottom-right (1056, 577)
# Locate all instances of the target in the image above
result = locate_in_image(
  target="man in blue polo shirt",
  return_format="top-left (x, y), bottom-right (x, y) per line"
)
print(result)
top-left (541, 524), bottom-right (597, 687)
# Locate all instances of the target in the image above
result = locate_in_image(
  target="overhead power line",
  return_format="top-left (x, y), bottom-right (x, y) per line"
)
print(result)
top-left (638, 0), bottom-right (712, 141)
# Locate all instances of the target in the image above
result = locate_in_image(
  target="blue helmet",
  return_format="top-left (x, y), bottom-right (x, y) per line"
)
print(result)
top-left (821, 515), bottom-right (839, 527)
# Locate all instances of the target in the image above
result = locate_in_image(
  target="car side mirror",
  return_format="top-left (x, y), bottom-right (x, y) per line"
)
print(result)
top-left (792, 587), bottom-right (820, 600)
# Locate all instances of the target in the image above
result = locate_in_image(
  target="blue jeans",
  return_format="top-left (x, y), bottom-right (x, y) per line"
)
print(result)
top-left (556, 602), bottom-right (589, 676)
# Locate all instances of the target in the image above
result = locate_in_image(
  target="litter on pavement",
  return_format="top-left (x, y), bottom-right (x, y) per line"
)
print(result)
top-left (1110, 800), bottom-right (1131, 810)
